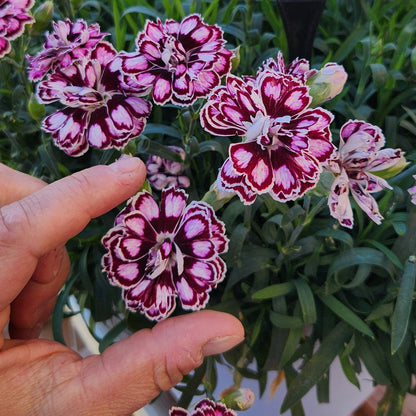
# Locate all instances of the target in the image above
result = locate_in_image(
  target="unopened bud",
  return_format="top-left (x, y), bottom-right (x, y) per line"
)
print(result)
top-left (307, 63), bottom-right (348, 106)
top-left (371, 150), bottom-right (408, 179)
top-left (202, 181), bottom-right (235, 211)
top-left (30, 1), bottom-right (54, 35)
top-left (27, 93), bottom-right (45, 120)
top-left (230, 46), bottom-right (240, 73)
top-left (220, 388), bottom-right (255, 411)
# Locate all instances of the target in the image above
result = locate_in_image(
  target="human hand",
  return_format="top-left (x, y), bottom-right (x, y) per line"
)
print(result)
top-left (0, 157), bottom-right (244, 415)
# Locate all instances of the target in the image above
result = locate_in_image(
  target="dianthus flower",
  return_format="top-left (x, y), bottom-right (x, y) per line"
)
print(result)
top-left (258, 51), bottom-right (316, 82)
top-left (146, 146), bottom-right (190, 190)
top-left (170, 398), bottom-right (237, 416)
top-left (324, 120), bottom-right (405, 228)
top-left (120, 14), bottom-right (233, 106)
top-left (258, 52), bottom-right (347, 106)
top-left (27, 18), bottom-right (108, 81)
top-left (200, 71), bottom-right (334, 204)
top-left (36, 41), bottom-right (151, 156)
top-left (409, 176), bottom-right (416, 205)
top-left (0, 0), bottom-right (34, 58)
top-left (102, 187), bottom-right (229, 321)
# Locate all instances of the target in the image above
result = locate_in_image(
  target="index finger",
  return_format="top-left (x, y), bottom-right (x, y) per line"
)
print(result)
top-left (0, 156), bottom-right (146, 311)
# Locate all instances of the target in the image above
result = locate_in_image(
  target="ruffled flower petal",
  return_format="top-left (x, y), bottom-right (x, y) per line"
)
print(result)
top-left (120, 14), bottom-right (233, 105)
top-left (202, 71), bottom-right (334, 204)
top-left (102, 188), bottom-right (229, 321)
top-left (170, 398), bottom-right (237, 416)
top-left (325, 119), bottom-right (405, 227)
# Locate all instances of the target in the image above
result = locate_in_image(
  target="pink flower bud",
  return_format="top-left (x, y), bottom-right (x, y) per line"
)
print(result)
top-left (307, 63), bottom-right (348, 106)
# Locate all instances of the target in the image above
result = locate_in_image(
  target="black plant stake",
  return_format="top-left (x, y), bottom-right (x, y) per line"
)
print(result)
top-left (276, 0), bottom-right (327, 61)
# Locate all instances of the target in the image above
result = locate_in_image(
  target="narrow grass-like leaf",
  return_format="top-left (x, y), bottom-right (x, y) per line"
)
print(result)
top-left (294, 279), bottom-right (317, 325)
top-left (252, 282), bottom-right (295, 300)
top-left (280, 322), bottom-right (353, 413)
top-left (391, 256), bottom-right (416, 354)
top-left (327, 247), bottom-right (394, 279)
top-left (356, 336), bottom-right (392, 385)
top-left (364, 239), bottom-right (404, 270)
top-left (143, 123), bottom-right (182, 138)
top-left (279, 325), bottom-right (304, 369)
top-left (98, 320), bottom-right (128, 353)
top-left (270, 310), bottom-right (304, 329)
top-left (51, 268), bottom-right (78, 345)
top-left (319, 294), bottom-right (375, 339)
top-left (339, 353), bottom-right (360, 389)
top-left (332, 25), bottom-right (369, 63)
top-left (316, 228), bottom-right (354, 247)
top-left (122, 5), bottom-right (161, 20)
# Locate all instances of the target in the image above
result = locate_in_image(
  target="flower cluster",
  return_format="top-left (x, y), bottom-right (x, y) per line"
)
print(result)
top-left (6, 5), bottom-right (416, 415)
top-left (101, 187), bottom-right (229, 321)
top-left (28, 14), bottom-right (232, 156)
top-left (28, 13), bottom-right (413, 321)
top-left (170, 398), bottom-right (237, 416)
top-left (0, 0), bottom-right (34, 58)
top-left (146, 145), bottom-right (190, 190)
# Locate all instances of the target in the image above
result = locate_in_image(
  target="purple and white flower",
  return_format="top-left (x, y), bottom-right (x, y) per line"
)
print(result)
top-left (325, 120), bottom-right (405, 228)
top-left (36, 42), bottom-right (152, 156)
top-left (102, 187), bottom-right (229, 321)
top-left (170, 398), bottom-right (237, 416)
top-left (409, 176), bottom-right (416, 205)
top-left (0, 0), bottom-right (34, 58)
top-left (258, 52), bottom-right (347, 106)
top-left (120, 14), bottom-right (233, 106)
top-left (200, 71), bottom-right (334, 204)
top-left (146, 146), bottom-right (190, 190)
top-left (27, 18), bottom-right (108, 81)
top-left (257, 51), bottom-right (316, 83)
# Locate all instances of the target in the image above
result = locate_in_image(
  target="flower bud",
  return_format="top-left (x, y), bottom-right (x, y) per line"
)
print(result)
top-left (202, 181), bottom-right (235, 211)
top-left (371, 150), bottom-right (408, 179)
top-left (27, 93), bottom-right (45, 120)
top-left (30, 1), bottom-right (54, 36)
top-left (220, 388), bottom-right (255, 411)
top-left (307, 63), bottom-right (348, 106)
top-left (230, 46), bottom-right (241, 73)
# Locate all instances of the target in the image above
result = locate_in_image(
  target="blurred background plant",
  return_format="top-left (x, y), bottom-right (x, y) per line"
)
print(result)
top-left (1, 0), bottom-right (416, 415)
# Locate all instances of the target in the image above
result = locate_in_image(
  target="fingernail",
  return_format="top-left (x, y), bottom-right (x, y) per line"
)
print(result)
top-left (202, 335), bottom-right (244, 356)
top-left (109, 155), bottom-right (142, 174)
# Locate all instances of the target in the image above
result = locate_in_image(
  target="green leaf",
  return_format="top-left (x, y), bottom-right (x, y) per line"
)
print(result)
top-left (294, 279), bottom-right (317, 325)
top-left (143, 123), bottom-right (182, 139)
top-left (327, 247), bottom-right (395, 279)
top-left (356, 336), bottom-right (392, 385)
top-left (391, 256), bottom-right (416, 354)
top-left (370, 63), bottom-right (389, 90)
top-left (316, 228), bottom-right (354, 247)
top-left (332, 25), bottom-right (369, 63)
top-left (363, 239), bottom-right (403, 270)
top-left (269, 310), bottom-right (304, 329)
top-left (319, 294), bottom-right (375, 339)
top-left (98, 320), bottom-right (128, 353)
top-left (252, 282), bottom-right (295, 300)
top-left (122, 5), bottom-right (161, 20)
top-left (339, 353), bottom-right (360, 389)
top-left (280, 322), bottom-right (353, 413)
top-left (51, 268), bottom-right (78, 345)
top-left (279, 325), bottom-right (304, 369)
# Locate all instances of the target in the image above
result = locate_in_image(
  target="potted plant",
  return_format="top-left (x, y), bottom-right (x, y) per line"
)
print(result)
top-left (2, 0), bottom-right (416, 415)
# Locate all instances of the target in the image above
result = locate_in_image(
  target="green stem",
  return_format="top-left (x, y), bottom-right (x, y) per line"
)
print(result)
top-left (177, 361), bottom-right (207, 409)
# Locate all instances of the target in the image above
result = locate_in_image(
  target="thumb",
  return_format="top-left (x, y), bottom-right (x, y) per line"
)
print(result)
top-left (63, 311), bottom-right (244, 416)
